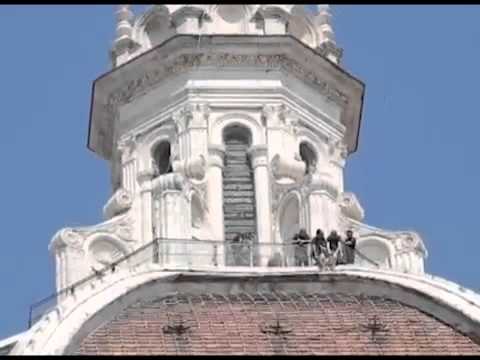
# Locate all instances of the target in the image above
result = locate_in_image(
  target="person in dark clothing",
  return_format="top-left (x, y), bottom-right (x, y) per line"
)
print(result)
top-left (344, 230), bottom-right (357, 264)
top-left (292, 229), bottom-right (310, 266)
top-left (327, 230), bottom-right (342, 265)
top-left (327, 230), bottom-right (340, 252)
top-left (311, 229), bottom-right (327, 264)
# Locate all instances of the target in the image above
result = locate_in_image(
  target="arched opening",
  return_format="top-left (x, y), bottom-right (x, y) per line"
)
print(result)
top-left (222, 125), bottom-right (257, 266)
top-left (279, 195), bottom-right (300, 266)
top-left (299, 142), bottom-right (317, 175)
top-left (152, 141), bottom-right (173, 176)
top-left (356, 239), bottom-right (392, 269)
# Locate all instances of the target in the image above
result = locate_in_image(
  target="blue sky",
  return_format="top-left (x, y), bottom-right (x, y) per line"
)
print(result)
top-left (0, 5), bottom-right (479, 339)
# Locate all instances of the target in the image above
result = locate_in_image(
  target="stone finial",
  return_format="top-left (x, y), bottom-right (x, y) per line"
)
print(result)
top-left (114, 5), bottom-right (135, 56)
top-left (314, 5), bottom-right (343, 64)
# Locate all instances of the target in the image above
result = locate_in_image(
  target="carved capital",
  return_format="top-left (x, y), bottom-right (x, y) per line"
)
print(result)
top-left (248, 145), bottom-right (268, 169)
top-left (189, 103), bottom-right (210, 127)
top-left (173, 103), bottom-right (210, 133)
top-left (208, 145), bottom-right (226, 169)
top-left (117, 135), bottom-right (138, 164)
top-left (329, 139), bottom-right (348, 167)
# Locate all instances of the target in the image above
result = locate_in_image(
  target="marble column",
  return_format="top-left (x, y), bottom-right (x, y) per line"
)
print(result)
top-left (152, 173), bottom-right (192, 268)
top-left (137, 170), bottom-right (155, 246)
top-left (207, 145), bottom-right (225, 266)
top-left (248, 145), bottom-right (273, 266)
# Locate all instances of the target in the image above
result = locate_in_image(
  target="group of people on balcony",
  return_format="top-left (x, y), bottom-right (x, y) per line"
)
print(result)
top-left (227, 228), bottom-right (357, 269)
top-left (291, 229), bottom-right (357, 269)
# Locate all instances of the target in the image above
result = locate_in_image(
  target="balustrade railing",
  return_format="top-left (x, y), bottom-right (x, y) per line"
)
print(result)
top-left (28, 237), bottom-right (378, 328)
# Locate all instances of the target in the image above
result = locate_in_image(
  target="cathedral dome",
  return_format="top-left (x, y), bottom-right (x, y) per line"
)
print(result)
top-left (73, 291), bottom-right (480, 355)
top-left (10, 270), bottom-right (480, 355)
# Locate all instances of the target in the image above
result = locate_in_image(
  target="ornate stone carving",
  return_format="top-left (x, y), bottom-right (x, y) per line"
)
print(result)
top-left (172, 154), bottom-right (206, 181)
top-left (103, 188), bottom-right (133, 219)
top-left (186, 103), bottom-right (210, 128)
top-left (207, 145), bottom-right (226, 169)
top-left (152, 173), bottom-right (187, 195)
top-left (329, 139), bottom-right (348, 166)
top-left (172, 107), bottom-right (191, 134)
top-left (271, 153), bottom-right (306, 183)
top-left (248, 145), bottom-right (268, 169)
top-left (50, 229), bottom-right (85, 253)
top-left (117, 134), bottom-right (138, 164)
top-left (317, 41), bottom-right (344, 64)
top-left (339, 192), bottom-right (364, 222)
top-left (396, 232), bottom-right (427, 256)
top-left (310, 178), bottom-right (339, 199)
top-left (106, 53), bottom-right (348, 118)
top-left (89, 238), bottom-right (126, 266)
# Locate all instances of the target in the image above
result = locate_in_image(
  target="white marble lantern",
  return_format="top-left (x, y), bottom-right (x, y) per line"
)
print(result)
top-left (48, 4), bottom-right (427, 292)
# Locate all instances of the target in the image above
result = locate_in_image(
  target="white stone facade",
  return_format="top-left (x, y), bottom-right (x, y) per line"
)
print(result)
top-left (46, 4), bottom-right (428, 293)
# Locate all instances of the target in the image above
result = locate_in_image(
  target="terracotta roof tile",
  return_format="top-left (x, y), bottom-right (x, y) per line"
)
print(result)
top-left (74, 292), bottom-right (480, 355)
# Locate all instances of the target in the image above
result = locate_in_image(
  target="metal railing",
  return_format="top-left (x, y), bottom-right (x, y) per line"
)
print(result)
top-left (28, 237), bottom-right (378, 328)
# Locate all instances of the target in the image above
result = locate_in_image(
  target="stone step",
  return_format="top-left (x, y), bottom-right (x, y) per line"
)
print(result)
top-left (223, 191), bottom-right (255, 198)
top-left (224, 211), bottom-right (256, 219)
top-left (224, 197), bottom-right (255, 204)
top-left (224, 219), bottom-right (257, 226)
top-left (224, 204), bottom-right (255, 212)
top-left (223, 184), bottom-right (254, 191)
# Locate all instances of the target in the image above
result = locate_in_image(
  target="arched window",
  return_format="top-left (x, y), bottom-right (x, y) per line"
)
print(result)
top-left (152, 141), bottom-right (173, 176)
top-left (299, 142), bottom-right (317, 175)
top-left (222, 125), bottom-right (257, 257)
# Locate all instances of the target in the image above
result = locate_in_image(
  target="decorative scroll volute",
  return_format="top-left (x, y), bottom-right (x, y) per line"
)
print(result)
top-left (103, 188), bottom-right (133, 219)
top-left (271, 153), bottom-right (306, 183)
top-left (172, 155), bottom-right (206, 181)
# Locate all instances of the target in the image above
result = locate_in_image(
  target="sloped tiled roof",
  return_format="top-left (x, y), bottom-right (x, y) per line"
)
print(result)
top-left (74, 292), bottom-right (480, 355)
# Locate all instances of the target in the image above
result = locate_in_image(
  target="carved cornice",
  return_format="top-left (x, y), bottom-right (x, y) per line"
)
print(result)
top-left (106, 53), bottom-right (348, 114)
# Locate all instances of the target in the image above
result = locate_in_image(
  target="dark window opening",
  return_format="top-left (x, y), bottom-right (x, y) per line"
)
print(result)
top-left (153, 141), bottom-right (173, 176)
top-left (299, 142), bottom-right (317, 175)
